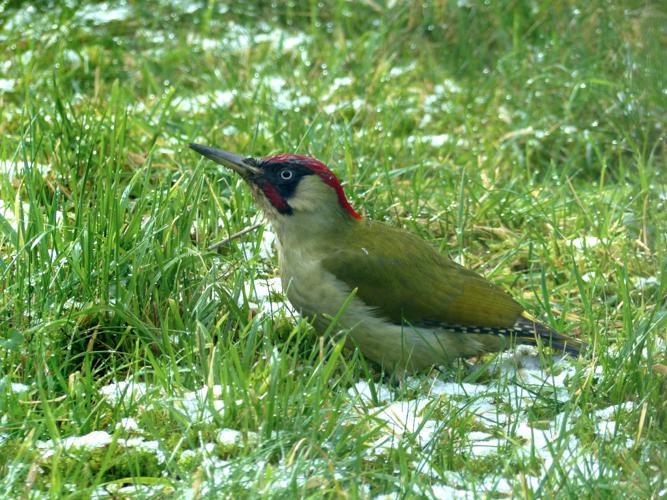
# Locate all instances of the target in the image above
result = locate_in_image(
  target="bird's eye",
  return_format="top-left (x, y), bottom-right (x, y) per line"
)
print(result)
top-left (279, 169), bottom-right (293, 180)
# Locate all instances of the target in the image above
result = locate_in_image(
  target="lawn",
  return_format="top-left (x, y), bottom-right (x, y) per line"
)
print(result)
top-left (0, 0), bottom-right (665, 498)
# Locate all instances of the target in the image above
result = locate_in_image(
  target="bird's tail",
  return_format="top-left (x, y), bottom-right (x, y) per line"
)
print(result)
top-left (511, 314), bottom-right (586, 357)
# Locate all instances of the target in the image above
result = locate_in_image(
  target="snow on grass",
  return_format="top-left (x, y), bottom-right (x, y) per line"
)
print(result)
top-left (633, 276), bottom-right (659, 290)
top-left (37, 431), bottom-right (113, 459)
top-left (75, 2), bottom-right (132, 25)
top-left (407, 134), bottom-right (469, 148)
top-left (0, 199), bottom-right (30, 231)
top-left (115, 417), bottom-right (141, 433)
top-left (1, 378), bottom-right (30, 393)
top-left (175, 90), bottom-right (235, 113)
top-left (188, 22), bottom-right (310, 55)
top-left (569, 236), bottom-right (608, 249)
top-left (175, 76), bottom-right (311, 114)
top-left (117, 437), bottom-right (166, 463)
top-left (0, 159), bottom-right (51, 179)
top-left (240, 276), bottom-right (292, 319)
top-left (238, 226), bottom-right (277, 261)
top-left (425, 483), bottom-right (476, 499)
top-left (344, 349), bottom-right (637, 493)
top-left (37, 432), bottom-right (166, 466)
top-left (324, 98), bottom-right (365, 114)
top-left (174, 385), bottom-right (225, 423)
top-left (91, 484), bottom-right (169, 499)
top-left (99, 380), bottom-right (149, 405)
top-left (0, 79), bottom-right (16, 92)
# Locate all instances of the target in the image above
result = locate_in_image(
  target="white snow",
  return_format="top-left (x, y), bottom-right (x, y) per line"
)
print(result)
top-left (189, 23), bottom-right (309, 54)
top-left (466, 431), bottom-right (506, 457)
top-left (115, 417), bottom-right (140, 433)
top-left (76, 2), bottom-right (132, 24)
top-left (388, 63), bottom-right (416, 78)
top-left (324, 98), bottom-right (364, 114)
top-left (595, 402), bottom-right (635, 419)
top-left (0, 79), bottom-right (16, 92)
top-left (38, 431), bottom-right (112, 458)
top-left (570, 236), bottom-right (607, 249)
top-left (216, 428), bottom-right (257, 449)
top-left (9, 382), bottom-right (30, 393)
top-left (38, 430), bottom-right (166, 464)
top-left (241, 276), bottom-right (291, 318)
top-left (331, 76), bottom-right (352, 89)
top-left (217, 429), bottom-right (242, 446)
top-left (348, 380), bottom-right (394, 403)
top-left (117, 437), bottom-right (166, 463)
top-left (175, 385), bottom-right (225, 423)
top-left (407, 134), bottom-right (469, 148)
top-left (61, 431), bottom-right (112, 449)
top-left (0, 159), bottom-right (51, 179)
top-left (99, 380), bottom-right (148, 404)
top-left (176, 90), bottom-right (235, 113)
top-left (424, 379), bottom-right (489, 398)
top-left (633, 276), bottom-right (659, 290)
top-left (345, 347), bottom-right (637, 494)
top-left (0, 199), bottom-right (30, 231)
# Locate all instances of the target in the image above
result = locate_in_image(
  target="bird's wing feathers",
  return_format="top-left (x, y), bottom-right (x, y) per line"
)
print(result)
top-left (321, 222), bottom-right (523, 328)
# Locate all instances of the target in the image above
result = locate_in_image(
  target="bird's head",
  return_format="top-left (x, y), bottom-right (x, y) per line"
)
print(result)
top-left (190, 144), bottom-right (361, 234)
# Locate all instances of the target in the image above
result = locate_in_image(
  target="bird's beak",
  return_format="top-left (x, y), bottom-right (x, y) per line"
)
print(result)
top-left (189, 143), bottom-right (262, 178)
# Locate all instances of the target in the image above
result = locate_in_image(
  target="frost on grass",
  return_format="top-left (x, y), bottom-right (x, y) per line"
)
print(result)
top-left (346, 348), bottom-right (638, 495)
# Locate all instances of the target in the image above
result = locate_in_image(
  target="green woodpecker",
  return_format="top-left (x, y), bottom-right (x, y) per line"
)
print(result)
top-left (190, 144), bottom-right (583, 371)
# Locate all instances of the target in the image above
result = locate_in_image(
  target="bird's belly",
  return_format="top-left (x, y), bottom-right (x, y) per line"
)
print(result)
top-left (279, 256), bottom-right (484, 371)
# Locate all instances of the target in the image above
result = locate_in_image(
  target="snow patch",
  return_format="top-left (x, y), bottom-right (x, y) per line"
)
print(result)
top-left (76, 2), bottom-right (132, 24)
top-left (0, 79), bottom-right (16, 93)
top-left (241, 276), bottom-right (292, 318)
top-left (570, 236), bottom-right (607, 249)
top-left (407, 134), bottom-right (469, 148)
top-left (38, 431), bottom-right (112, 459)
top-left (0, 159), bottom-right (51, 179)
top-left (115, 417), bottom-right (140, 433)
top-left (175, 385), bottom-right (225, 423)
top-left (176, 90), bottom-right (235, 113)
top-left (633, 276), bottom-right (659, 290)
top-left (99, 380), bottom-right (148, 405)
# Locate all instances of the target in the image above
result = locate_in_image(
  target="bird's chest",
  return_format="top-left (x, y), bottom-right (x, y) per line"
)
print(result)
top-left (277, 244), bottom-right (350, 321)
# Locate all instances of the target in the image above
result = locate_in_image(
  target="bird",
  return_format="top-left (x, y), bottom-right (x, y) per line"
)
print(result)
top-left (190, 143), bottom-right (583, 372)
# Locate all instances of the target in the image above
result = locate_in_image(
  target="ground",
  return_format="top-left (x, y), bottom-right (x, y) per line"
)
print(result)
top-left (0, 0), bottom-right (666, 498)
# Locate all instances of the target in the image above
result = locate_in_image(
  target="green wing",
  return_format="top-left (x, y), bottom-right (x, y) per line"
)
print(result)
top-left (321, 221), bottom-right (523, 328)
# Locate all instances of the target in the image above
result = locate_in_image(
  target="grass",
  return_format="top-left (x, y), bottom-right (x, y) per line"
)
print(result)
top-left (0, 0), bottom-right (666, 497)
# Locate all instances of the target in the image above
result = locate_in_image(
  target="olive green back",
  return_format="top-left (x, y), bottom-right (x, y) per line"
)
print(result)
top-left (321, 221), bottom-right (523, 328)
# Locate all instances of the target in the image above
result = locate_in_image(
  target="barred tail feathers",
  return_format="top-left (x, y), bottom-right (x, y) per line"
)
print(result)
top-left (510, 315), bottom-right (585, 356)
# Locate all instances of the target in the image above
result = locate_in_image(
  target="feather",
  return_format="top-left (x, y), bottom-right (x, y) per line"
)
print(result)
top-left (321, 220), bottom-right (523, 328)
top-left (320, 221), bottom-right (584, 356)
